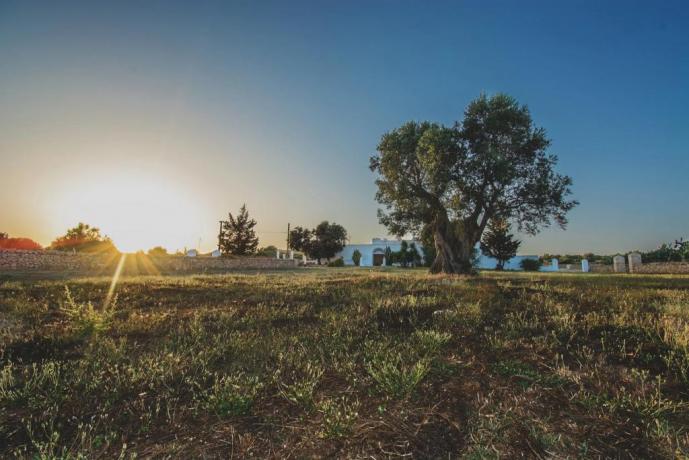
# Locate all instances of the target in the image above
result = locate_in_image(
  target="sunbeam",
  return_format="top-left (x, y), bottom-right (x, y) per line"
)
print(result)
top-left (105, 253), bottom-right (126, 308)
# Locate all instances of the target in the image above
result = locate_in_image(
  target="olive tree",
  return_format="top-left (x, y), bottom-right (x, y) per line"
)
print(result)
top-left (370, 93), bottom-right (577, 274)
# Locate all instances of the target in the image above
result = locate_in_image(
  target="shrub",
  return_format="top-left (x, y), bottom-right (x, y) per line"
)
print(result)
top-left (520, 258), bottom-right (542, 271)
top-left (328, 258), bottom-right (345, 267)
top-left (352, 249), bottom-right (362, 266)
top-left (147, 246), bottom-right (168, 256)
top-left (0, 237), bottom-right (42, 250)
top-left (61, 287), bottom-right (115, 338)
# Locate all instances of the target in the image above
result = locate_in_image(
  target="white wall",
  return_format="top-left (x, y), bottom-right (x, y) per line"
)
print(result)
top-left (337, 239), bottom-right (538, 270)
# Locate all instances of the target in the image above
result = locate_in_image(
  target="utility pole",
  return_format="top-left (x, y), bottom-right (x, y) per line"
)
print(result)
top-left (286, 223), bottom-right (290, 250)
top-left (218, 220), bottom-right (223, 252)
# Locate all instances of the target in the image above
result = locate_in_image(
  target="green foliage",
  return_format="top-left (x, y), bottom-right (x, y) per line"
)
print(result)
top-left (277, 361), bottom-right (324, 410)
top-left (480, 219), bottom-right (520, 270)
top-left (61, 287), bottom-right (115, 338)
top-left (370, 93), bottom-right (577, 273)
top-left (289, 221), bottom-right (348, 264)
top-left (255, 245), bottom-right (278, 257)
top-left (520, 258), bottom-right (542, 271)
top-left (640, 239), bottom-right (689, 262)
top-left (219, 204), bottom-right (259, 255)
top-left (328, 258), bottom-right (345, 267)
top-left (197, 372), bottom-right (263, 417)
top-left (147, 246), bottom-right (168, 256)
top-left (317, 396), bottom-right (360, 438)
top-left (384, 246), bottom-right (393, 266)
top-left (365, 347), bottom-right (430, 399)
top-left (390, 241), bottom-right (422, 267)
top-left (352, 249), bottom-right (362, 266)
top-left (50, 223), bottom-right (117, 253)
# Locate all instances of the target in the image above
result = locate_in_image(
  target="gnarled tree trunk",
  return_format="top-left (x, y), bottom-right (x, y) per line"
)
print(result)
top-left (429, 214), bottom-right (476, 274)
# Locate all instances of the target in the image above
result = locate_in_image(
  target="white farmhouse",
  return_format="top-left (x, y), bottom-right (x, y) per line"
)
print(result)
top-left (336, 237), bottom-right (539, 270)
top-left (337, 238), bottom-right (421, 267)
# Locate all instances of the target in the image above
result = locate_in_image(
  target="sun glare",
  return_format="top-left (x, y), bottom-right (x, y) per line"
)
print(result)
top-left (52, 173), bottom-right (207, 253)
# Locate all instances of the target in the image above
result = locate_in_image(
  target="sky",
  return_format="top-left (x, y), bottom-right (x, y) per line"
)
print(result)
top-left (1, 0), bottom-right (687, 254)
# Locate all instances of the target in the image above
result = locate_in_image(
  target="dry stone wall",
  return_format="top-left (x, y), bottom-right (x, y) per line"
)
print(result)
top-left (631, 262), bottom-right (689, 275)
top-left (0, 249), bottom-right (299, 273)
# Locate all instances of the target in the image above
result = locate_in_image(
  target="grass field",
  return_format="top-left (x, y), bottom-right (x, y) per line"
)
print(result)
top-left (1, 268), bottom-right (689, 458)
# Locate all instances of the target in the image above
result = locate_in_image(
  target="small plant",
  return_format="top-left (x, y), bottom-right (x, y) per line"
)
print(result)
top-left (61, 287), bottom-right (115, 338)
top-left (365, 349), bottom-right (429, 399)
top-left (352, 249), bottom-right (362, 267)
top-left (413, 329), bottom-right (452, 355)
top-left (198, 372), bottom-right (263, 417)
top-left (277, 361), bottom-right (324, 410)
top-left (318, 396), bottom-right (360, 438)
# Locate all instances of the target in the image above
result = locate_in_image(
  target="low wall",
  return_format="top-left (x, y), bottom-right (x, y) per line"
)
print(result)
top-left (0, 249), bottom-right (104, 271)
top-left (632, 262), bottom-right (689, 275)
top-left (590, 263), bottom-right (613, 273)
top-left (0, 249), bottom-right (299, 274)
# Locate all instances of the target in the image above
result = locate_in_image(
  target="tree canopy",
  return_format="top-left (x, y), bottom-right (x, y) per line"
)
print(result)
top-left (147, 246), bottom-right (168, 256)
top-left (480, 219), bottom-right (521, 270)
top-left (370, 93), bottom-right (577, 274)
top-left (219, 204), bottom-right (259, 256)
top-left (289, 221), bottom-right (347, 264)
top-left (50, 223), bottom-right (117, 253)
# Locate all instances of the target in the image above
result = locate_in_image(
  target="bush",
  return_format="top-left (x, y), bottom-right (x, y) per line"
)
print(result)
top-left (352, 249), bottom-right (362, 266)
top-left (147, 246), bottom-right (168, 256)
top-left (328, 258), bottom-right (345, 267)
top-left (0, 237), bottom-right (42, 250)
top-left (520, 258), bottom-right (542, 271)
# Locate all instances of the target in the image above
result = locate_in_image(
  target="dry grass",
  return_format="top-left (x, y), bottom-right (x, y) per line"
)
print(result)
top-left (1, 268), bottom-right (689, 458)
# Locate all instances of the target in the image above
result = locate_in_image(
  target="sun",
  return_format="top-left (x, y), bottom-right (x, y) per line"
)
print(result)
top-left (51, 172), bottom-right (206, 253)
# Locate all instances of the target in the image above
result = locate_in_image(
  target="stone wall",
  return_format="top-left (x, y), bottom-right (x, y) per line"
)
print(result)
top-left (589, 263), bottom-right (614, 273)
top-left (631, 262), bottom-right (689, 275)
top-left (0, 249), bottom-right (105, 271)
top-left (588, 261), bottom-right (689, 274)
top-left (0, 249), bottom-right (299, 274)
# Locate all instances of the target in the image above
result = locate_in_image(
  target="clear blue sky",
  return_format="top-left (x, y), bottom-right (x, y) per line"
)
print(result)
top-left (1, 0), bottom-right (687, 254)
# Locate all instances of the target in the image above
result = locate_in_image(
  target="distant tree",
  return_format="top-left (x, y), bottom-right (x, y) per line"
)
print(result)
top-left (289, 227), bottom-right (313, 255)
top-left (352, 249), bottom-right (362, 266)
top-left (256, 245), bottom-right (278, 257)
top-left (384, 246), bottom-right (393, 266)
top-left (0, 235), bottom-right (42, 250)
top-left (391, 241), bottom-right (422, 268)
top-left (219, 204), bottom-right (259, 256)
top-left (370, 93), bottom-right (577, 274)
top-left (147, 246), bottom-right (168, 256)
top-left (480, 219), bottom-right (521, 270)
top-left (50, 223), bottom-right (117, 253)
top-left (408, 243), bottom-right (422, 267)
top-left (289, 221), bottom-right (347, 264)
top-left (397, 241), bottom-right (410, 267)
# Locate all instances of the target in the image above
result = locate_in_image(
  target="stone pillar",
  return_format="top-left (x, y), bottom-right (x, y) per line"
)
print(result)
top-left (290, 250), bottom-right (294, 260)
top-left (581, 259), bottom-right (590, 273)
top-left (276, 249), bottom-right (280, 259)
top-left (302, 254), bottom-right (307, 263)
top-left (613, 255), bottom-right (626, 273)
top-left (628, 252), bottom-right (642, 273)
top-left (551, 258), bottom-right (559, 271)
